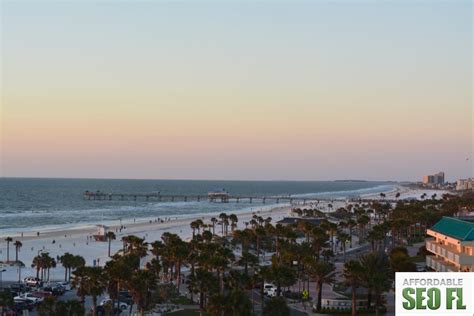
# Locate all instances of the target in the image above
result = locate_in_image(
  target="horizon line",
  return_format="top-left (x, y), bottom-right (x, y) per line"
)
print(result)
top-left (0, 175), bottom-right (404, 183)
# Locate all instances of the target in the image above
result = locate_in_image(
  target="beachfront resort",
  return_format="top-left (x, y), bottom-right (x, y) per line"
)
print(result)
top-left (1, 187), bottom-right (473, 316)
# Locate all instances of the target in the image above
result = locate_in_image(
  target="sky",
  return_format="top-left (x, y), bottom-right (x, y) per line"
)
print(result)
top-left (0, 0), bottom-right (472, 181)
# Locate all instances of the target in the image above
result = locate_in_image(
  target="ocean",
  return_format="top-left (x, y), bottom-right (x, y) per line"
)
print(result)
top-left (0, 178), bottom-right (395, 234)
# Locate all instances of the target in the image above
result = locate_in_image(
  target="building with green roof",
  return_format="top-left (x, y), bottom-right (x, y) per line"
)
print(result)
top-left (425, 216), bottom-right (474, 272)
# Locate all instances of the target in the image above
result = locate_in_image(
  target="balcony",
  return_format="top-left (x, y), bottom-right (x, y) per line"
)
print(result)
top-left (425, 239), bottom-right (472, 266)
top-left (426, 255), bottom-right (458, 272)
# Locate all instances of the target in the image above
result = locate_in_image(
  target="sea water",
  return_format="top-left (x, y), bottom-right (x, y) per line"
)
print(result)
top-left (0, 178), bottom-right (395, 233)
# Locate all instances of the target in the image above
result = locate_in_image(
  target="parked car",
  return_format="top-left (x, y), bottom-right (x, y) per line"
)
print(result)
top-left (263, 283), bottom-right (277, 297)
top-left (23, 277), bottom-right (43, 287)
top-left (57, 281), bottom-right (71, 291)
top-left (42, 286), bottom-right (63, 296)
top-left (100, 298), bottom-right (129, 310)
top-left (32, 290), bottom-right (53, 298)
top-left (14, 293), bottom-right (43, 304)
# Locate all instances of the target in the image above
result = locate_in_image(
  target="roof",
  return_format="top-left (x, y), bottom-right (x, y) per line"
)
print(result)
top-left (276, 217), bottom-right (323, 225)
top-left (430, 217), bottom-right (474, 241)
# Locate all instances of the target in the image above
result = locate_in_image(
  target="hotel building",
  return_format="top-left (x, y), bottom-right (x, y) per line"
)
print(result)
top-left (456, 178), bottom-right (474, 191)
top-left (422, 172), bottom-right (445, 185)
top-left (426, 217), bottom-right (474, 272)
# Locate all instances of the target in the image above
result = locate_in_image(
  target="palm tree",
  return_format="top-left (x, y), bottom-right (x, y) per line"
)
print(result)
top-left (13, 240), bottom-right (22, 263)
top-left (71, 267), bottom-right (87, 307)
top-left (122, 235), bottom-right (148, 258)
top-left (4, 237), bottom-right (12, 262)
top-left (227, 289), bottom-right (252, 316)
top-left (359, 252), bottom-right (392, 312)
top-left (190, 220), bottom-right (199, 239)
top-left (229, 214), bottom-right (238, 233)
top-left (266, 262), bottom-right (297, 297)
top-left (195, 219), bottom-right (204, 235)
top-left (38, 296), bottom-right (56, 316)
top-left (254, 226), bottom-right (266, 260)
top-left (38, 297), bottom-right (85, 316)
top-left (232, 229), bottom-right (251, 254)
top-left (173, 239), bottom-right (189, 293)
top-left (210, 217), bottom-right (218, 235)
top-left (343, 260), bottom-right (364, 316)
top-left (310, 260), bottom-right (335, 311)
top-left (87, 267), bottom-right (107, 316)
top-left (161, 232), bottom-right (188, 292)
top-left (194, 268), bottom-right (218, 312)
top-left (323, 222), bottom-right (338, 252)
top-left (127, 269), bottom-right (157, 316)
top-left (211, 245), bottom-right (235, 294)
top-left (337, 231), bottom-right (350, 262)
top-left (357, 214), bottom-right (370, 244)
top-left (105, 255), bottom-right (134, 314)
top-left (59, 253), bottom-right (84, 282)
top-left (321, 249), bottom-right (334, 262)
top-left (71, 255), bottom-right (86, 280)
top-left (370, 271), bottom-right (392, 316)
top-left (208, 293), bottom-right (229, 316)
top-left (72, 266), bottom-right (107, 316)
top-left (237, 251), bottom-right (258, 276)
top-left (346, 219), bottom-right (357, 248)
top-left (32, 254), bottom-right (44, 280)
top-left (263, 297), bottom-right (290, 316)
top-left (389, 247), bottom-right (416, 274)
top-left (106, 231), bottom-right (116, 257)
top-left (309, 226), bottom-right (329, 260)
top-left (42, 253), bottom-right (56, 281)
top-left (219, 213), bottom-right (228, 236)
top-left (0, 291), bottom-right (14, 313)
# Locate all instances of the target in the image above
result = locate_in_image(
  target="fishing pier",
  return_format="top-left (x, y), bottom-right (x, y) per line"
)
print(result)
top-left (84, 191), bottom-right (330, 205)
top-left (83, 191), bottom-right (395, 205)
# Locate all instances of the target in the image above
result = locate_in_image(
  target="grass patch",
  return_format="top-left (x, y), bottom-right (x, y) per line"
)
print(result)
top-left (170, 296), bottom-right (197, 305)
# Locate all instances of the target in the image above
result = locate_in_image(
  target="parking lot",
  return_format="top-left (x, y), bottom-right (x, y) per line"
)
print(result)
top-left (1, 279), bottom-right (131, 316)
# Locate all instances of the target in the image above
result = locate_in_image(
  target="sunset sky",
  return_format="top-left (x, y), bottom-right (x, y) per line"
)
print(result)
top-left (1, 1), bottom-right (472, 181)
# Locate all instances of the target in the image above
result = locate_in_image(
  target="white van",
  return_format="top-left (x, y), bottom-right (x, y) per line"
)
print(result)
top-left (263, 283), bottom-right (277, 297)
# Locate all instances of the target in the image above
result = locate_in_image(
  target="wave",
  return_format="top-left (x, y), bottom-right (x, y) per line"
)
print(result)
top-left (291, 184), bottom-right (396, 199)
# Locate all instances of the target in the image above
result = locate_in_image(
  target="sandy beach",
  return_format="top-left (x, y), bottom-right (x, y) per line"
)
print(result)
top-left (0, 185), bottom-right (451, 282)
top-left (0, 204), bottom-right (292, 282)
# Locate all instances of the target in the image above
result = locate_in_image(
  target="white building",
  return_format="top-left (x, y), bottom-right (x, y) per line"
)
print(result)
top-left (426, 217), bottom-right (474, 272)
top-left (456, 178), bottom-right (474, 191)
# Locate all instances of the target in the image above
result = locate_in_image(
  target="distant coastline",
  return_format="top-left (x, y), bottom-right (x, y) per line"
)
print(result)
top-left (333, 179), bottom-right (369, 182)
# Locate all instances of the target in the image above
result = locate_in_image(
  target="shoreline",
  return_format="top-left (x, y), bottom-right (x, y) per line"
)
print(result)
top-left (0, 184), bottom-right (452, 282)
top-left (0, 203), bottom-right (288, 240)
top-left (0, 183), bottom-right (397, 238)
top-left (0, 183), bottom-right (451, 239)
top-left (0, 204), bottom-right (292, 281)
